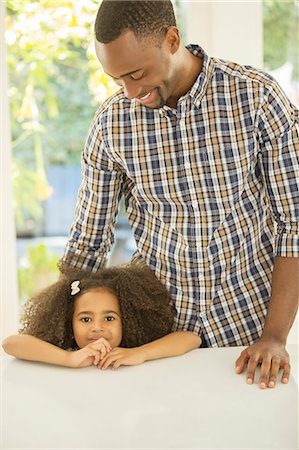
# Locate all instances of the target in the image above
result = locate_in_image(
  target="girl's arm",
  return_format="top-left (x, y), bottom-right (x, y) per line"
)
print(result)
top-left (141, 331), bottom-right (201, 361)
top-left (2, 334), bottom-right (69, 366)
top-left (2, 334), bottom-right (111, 368)
top-left (99, 331), bottom-right (201, 369)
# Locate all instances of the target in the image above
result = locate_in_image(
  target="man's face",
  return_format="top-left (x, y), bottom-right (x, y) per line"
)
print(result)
top-left (95, 29), bottom-right (180, 109)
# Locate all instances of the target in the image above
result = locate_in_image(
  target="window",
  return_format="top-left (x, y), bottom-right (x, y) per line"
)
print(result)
top-left (263, 0), bottom-right (299, 107)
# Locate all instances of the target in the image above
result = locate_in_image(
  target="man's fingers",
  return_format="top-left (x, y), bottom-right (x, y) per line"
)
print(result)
top-left (235, 350), bottom-right (250, 374)
top-left (246, 355), bottom-right (261, 384)
top-left (267, 357), bottom-right (281, 388)
top-left (281, 363), bottom-right (291, 384)
top-left (236, 342), bottom-right (290, 387)
top-left (259, 355), bottom-right (272, 389)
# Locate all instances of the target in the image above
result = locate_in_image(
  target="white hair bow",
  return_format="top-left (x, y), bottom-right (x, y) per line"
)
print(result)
top-left (71, 280), bottom-right (80, 295)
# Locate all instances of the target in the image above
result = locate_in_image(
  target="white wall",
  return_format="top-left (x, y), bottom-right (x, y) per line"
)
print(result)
top-left (183, 0), bottom-right (263, 68)
top-left (0, 1), bottom-right (19, 343)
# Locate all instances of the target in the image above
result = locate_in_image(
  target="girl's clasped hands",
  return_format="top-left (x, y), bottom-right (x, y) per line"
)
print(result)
top-left (68, 337), bottom-right (146, 370)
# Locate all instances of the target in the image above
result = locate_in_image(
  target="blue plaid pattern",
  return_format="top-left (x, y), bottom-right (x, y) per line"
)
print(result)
top-left (64, 45), bottom-right (299, 347)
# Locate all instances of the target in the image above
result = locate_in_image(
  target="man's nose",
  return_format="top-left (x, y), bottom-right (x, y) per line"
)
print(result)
top-left (122, 80), bottom-right (142, 100)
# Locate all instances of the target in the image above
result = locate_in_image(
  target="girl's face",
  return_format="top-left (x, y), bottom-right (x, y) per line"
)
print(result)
top-left (72, 288), bottom-right (122, 349)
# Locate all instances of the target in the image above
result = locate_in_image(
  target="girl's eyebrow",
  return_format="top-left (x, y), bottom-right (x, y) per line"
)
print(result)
top-left (76, 310), bottom-right (120, 317)
top-left (102, 310), bottom-right (120, 316)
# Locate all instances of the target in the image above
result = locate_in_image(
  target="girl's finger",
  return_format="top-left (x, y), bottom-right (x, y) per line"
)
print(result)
top-left (101, 355), bottom-right (116, 370)
top-left (93, 349), bottom-right (103, 366)
top-left (100, 345), bottom-right (108, 360)
top-left (112, 360), bottom-right (121, 370)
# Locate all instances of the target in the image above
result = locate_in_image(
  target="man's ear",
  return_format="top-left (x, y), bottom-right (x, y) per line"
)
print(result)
top-left (164, 26), bottom-right (180, 54)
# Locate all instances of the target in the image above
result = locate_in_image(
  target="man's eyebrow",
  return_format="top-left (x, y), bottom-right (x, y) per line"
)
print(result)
top-left (106, 68), bottom-right (143, 79)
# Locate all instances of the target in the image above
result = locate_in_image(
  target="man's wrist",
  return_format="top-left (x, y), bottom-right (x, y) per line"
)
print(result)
top-left (259, 332), bottom-right (287, 346)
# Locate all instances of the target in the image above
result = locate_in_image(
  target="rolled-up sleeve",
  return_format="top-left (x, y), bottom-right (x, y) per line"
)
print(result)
top-left (63, 113), bottom-right (125, 271)
top-left (257, 78), bottom-right (299, 257)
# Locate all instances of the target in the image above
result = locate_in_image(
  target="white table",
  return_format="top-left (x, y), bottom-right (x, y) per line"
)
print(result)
top-left (1, 346), bottom-right (298, 449)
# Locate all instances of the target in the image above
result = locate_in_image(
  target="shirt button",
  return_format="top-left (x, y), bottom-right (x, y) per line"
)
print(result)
top-left (192, 201), bottom-right (198, 209)
top-left (198, 270), bottom-right (204, 279)
top-left (185, 162), bottom-right (191, 169)
top-left (199, 312), bottom-right (206, 319)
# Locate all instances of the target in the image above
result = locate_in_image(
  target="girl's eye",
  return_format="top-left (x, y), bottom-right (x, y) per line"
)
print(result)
top-left (80, 317), bottom-right (91, 323)
top-left (105, 316), bottom-right (115, 322)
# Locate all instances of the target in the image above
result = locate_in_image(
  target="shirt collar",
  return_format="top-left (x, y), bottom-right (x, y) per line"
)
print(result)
top-left (185, 44), bottom-right (213, 108)
top-left (131, 45), bottom-right (213, 113)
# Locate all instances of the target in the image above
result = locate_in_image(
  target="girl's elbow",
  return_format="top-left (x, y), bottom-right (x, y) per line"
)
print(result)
top-left (188, 332), bottom-right (202, 350)
top-left (2, 335), bottom-right (19, 355)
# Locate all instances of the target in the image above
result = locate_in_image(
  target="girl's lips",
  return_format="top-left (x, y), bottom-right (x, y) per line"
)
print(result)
top-left (88, 336), bottom-right (106, 342)
top-left (136, 88), bottom-right (157, 105)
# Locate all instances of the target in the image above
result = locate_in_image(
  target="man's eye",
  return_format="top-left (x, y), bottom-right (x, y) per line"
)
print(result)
top-left (131, 72), bottom-right (143, 80)
top-left (80, 317), bottom-right (91, 323)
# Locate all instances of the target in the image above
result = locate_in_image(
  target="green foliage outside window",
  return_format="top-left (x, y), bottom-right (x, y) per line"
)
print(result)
top-left (18, 244), bottom-right (59, 304)
top-left (6, 0), bottom-right (117, 228)
top-left (263, 0), bottom-right (299, 80)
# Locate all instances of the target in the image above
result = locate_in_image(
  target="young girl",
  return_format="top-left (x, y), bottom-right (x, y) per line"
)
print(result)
top-left (2, 263), bottom-right (201, 369)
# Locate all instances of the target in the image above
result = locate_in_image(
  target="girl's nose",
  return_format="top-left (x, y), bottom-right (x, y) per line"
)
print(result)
top-left (91, 322), bottom-right (104, 332)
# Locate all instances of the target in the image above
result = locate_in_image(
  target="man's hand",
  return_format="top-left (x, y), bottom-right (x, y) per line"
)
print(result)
top-left (66, 338), bottom-right (112, 368)
top-left (235, 338), bottom-right (290, 389)
top-left (98, 347), bottom-right (146, 370)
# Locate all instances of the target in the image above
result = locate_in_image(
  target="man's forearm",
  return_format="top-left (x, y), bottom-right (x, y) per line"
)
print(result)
top-left (261, 256), bottom-right (299, 344)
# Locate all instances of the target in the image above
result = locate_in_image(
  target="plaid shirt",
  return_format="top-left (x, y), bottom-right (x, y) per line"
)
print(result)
top-left (64, 45), bottom-right (299, 347)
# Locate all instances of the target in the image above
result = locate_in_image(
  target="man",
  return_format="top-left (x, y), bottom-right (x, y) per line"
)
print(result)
top-left (63, 0), bottom-right (299, 388)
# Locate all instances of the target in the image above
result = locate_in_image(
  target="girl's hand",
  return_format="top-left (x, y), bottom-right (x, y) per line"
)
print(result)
top-left (66, 338), bottom-right (112, 368)
top-left (98, 347), bottom-right (146, 370)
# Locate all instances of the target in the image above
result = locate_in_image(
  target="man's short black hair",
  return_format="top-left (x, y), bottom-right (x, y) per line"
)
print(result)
top-left (95, 0), bottom-right (176, 45)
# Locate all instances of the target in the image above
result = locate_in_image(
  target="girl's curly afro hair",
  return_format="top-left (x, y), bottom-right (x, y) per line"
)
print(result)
top-left (19, 262), bottom-right (176, 350)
